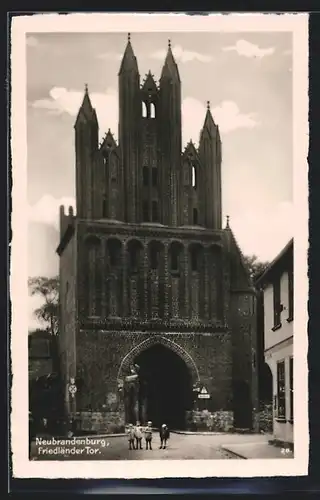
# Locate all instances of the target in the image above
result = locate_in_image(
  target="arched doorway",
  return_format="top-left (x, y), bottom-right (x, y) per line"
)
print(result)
top-left (233, 380), bottom-right (252, 429)
top-left (135, 344), bottom-right (193, 430)
top-left (260, 362), bottom-right (273, 405)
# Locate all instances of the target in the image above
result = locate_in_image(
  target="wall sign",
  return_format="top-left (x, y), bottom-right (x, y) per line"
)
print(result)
top-left (198, 386), bottom-right (211, 399)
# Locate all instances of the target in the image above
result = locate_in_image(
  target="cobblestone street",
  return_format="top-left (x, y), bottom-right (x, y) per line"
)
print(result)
top-left (30, 432), bottom-right (284, 461)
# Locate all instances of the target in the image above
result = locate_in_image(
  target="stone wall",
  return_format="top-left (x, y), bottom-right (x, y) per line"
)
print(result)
top-left (186, 410), bottom-right (234, 432)
top-left (75, 410), bottom-right (234, 434)
top-left (75, 411), bottom-right (125, 434)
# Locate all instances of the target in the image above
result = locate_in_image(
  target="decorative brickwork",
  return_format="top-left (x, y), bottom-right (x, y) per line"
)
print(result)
top-left (57, 36), bottom-right (258, 432)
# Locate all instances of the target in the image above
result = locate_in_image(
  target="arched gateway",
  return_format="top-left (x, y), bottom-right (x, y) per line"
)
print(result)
top-left (118, 336), bottom-right (200, 430)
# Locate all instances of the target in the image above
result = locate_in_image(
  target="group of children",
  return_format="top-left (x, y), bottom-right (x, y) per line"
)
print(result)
top-left (126, 421), bottom-right (170, 450)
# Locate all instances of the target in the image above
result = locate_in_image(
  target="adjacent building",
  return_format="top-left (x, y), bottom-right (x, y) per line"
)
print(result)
top-left (256, 239), bottom-right (294, 447)
top-left (57, 35), bottom-right (258, 433)
top-left (29, 331), bottom-right (63, 432)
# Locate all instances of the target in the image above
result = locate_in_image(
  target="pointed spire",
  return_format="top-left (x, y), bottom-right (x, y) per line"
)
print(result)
top-left (204, 101), bottom-right (215, 126)
top-left (199, 100), bottom-right (217, 141)
top-left (119, 33), bottom-right (138, 74)
top-left (160, 39), bottom-right (180, 82)
top-left (81, 84), bottom-right (92, 111)
top-left (74, 83), bottom-right (98, 128)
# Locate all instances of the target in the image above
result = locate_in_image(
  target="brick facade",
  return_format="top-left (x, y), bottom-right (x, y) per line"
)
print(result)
top-left (57, 35), bottom-right (258, 432)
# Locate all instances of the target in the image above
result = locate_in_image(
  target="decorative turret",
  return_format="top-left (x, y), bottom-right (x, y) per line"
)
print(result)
top-left (141, 71), bottom-right (158, 119)
top-left (180, 140), bottom-right (203, 226)
top-left (74, 85), bottom-right (99, 219)
top-left (159, 40), bottom-right (182, 226)
top-left (118, 33), bottom-right (141, 223)
top-left (198, 101), bottom-right (222, 230)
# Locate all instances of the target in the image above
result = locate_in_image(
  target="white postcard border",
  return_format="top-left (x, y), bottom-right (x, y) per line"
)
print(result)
top-left (10, 12), bottom-right (309, 479)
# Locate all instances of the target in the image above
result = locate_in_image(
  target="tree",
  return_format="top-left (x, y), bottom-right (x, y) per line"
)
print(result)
top-left (28, 276), bottom-right (59, 336)
top-left (243, 255), bottom-right (269, 283)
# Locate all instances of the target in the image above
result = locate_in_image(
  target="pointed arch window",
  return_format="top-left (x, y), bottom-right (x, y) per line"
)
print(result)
top-left (150, 102), bottom-right (156, 119)
top-left (142, 102), bottom-right (147, 118)
top-left (192, 164), bottom-right (197, 188)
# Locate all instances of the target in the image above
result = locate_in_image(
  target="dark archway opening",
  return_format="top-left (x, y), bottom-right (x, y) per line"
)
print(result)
top-left (135, 344), bottom-right (193, 430)
top-left (260, 362), bottom-right (273, 405)
top-left (233, 380), bottom-right (253, 429)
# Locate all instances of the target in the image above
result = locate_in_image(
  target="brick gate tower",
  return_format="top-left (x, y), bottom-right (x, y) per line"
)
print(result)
top-left (57, 35), bottom-right (258, 433)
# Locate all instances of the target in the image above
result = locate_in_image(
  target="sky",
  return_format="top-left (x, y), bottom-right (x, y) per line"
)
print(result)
top-left (27, 31), bottom-right (293, 327)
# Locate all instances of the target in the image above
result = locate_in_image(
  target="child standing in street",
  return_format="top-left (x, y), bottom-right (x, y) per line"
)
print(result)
top-left (159, 424), bottom-right (170, 449)
top-left (134, 421), bottom-right (143, 450)
top-left (144, 421), bottom-right (153, 450)
top-left (127, 423), bottom-right (135, 450)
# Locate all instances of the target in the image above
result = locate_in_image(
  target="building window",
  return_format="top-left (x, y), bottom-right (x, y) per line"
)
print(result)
top-left (152, 201), bottom-right (159, 222)
top-left (193, 208), bottom-right (198, 225)
top-left (142, 201), bottom-right (149, 222)
top-left (192, 165), bottom-right (197, 188)
top-left (288, 268), bottom-right (294, 321)
top-left (152, 168), bottom-right (158, 186)
top-left (289, 357), bottom-right (293, 422)
top-left (150, 102), bottom-right (156, 118)
top-left (273, 277), bottom-right (281, 328)
top-left (142, 102), bottom-right (147, 118)
top-left (143, 166), bottom-right (149, 186)
top-left (277, 360), bottom-right (286, 419)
